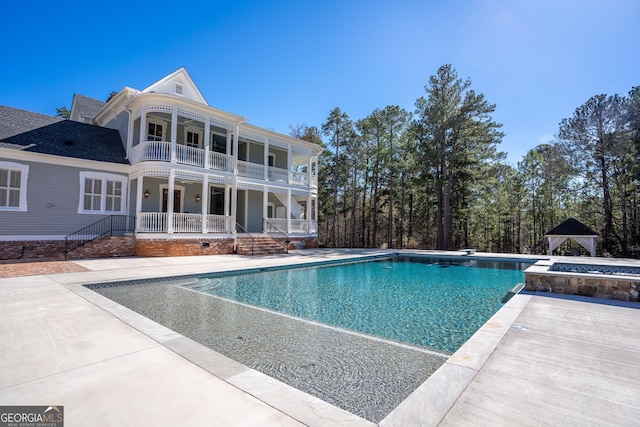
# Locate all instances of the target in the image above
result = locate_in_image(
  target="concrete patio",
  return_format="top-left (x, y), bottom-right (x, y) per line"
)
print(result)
top-left (1, 250), bottom-right (639, 426)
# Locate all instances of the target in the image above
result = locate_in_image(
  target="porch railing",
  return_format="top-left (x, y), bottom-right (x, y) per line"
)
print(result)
top-left (266, 218), bottom-right (317, 233)
top-left (207, 214), bottom-right (234, 233)
top-left (173, 213), bottom-right (202, 233)
top-left (137, 213), bottom-right (232, 233)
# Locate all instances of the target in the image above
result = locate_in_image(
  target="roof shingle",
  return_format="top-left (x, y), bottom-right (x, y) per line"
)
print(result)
top-left (0, 106), bottom-right (128, 164)
top-left (546, 217), bottom-right (599, 236)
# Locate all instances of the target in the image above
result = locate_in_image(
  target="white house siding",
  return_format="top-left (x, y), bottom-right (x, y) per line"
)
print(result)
top-left (0, 159), bottom-right (127, 239)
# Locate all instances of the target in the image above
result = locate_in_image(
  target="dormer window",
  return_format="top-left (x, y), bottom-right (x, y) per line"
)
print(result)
top-left (175, 83), bottom-right (183, 95)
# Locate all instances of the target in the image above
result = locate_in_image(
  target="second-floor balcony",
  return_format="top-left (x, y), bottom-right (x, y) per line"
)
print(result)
top-left (131, 141), bottom-right (318, 187)
top-left (131, 141), bottom-right (234, 172)
top-left (236, 160), bottom-right (312, 186)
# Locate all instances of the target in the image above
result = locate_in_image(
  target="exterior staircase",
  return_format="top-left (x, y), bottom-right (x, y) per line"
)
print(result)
top-left (236, 234), bottom-right (288, 256)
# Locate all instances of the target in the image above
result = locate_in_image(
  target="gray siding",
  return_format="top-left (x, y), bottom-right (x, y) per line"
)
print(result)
top-left (0, 157), bottom-right (128, 237)
top-left (104, 111), bottom-right (130, 151)
top-left (246, 190), bottom-right (263, 232)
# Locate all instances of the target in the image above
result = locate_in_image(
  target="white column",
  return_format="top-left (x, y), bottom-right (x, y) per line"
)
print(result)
top-left (170, 108), bottom-right (178, 163)
top-left (314, 196), bottom-right (318, 232)
top-left (167, 170), bottom-right (175, 233)
top-left (263, 187), bottom-right (269, 230)
top-left (201, 176), bottom-right (208, 233)
top-left (204, 117), bottom-right (211, 170)
top-left (231, 127), bottom-right (239, 234)
top-left (225, 185), bottom-right (231, 232)
top-left (307, 152), bottom-right (313, 188)
top-left (136, 175), bottom-right (144, 232)
top-left (264, 137), bottom-right (269, 181)
top-left (287, 189), bottom-right (291, 234)
top-left (140, 112), bottom-right (147, 145)
top-left (287, 145), bottom-right (292, 184)
top-left (307, 193), bottom-right (312, 233)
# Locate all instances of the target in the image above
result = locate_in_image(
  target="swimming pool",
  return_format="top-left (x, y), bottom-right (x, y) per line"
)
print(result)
top-left (191, 255), bottom-right (528, 352)
top-left (89, 254), bottom-right (530, 422)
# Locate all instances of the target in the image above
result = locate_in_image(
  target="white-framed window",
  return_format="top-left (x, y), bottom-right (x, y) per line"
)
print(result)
top-left (0, 161), bottom-right (28, 211)
top-left (147, 121), bottom-right (164, 142)
top-left (175, 82), bottom-right (184, 95)
top-left (185, 129), bottom-right (201, 148)
top-left (79, 171), bottom-right (127, 214)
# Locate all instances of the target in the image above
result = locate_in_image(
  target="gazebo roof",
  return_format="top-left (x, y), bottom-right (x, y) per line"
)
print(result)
top-left (546, 217), bottom-right (599, 236)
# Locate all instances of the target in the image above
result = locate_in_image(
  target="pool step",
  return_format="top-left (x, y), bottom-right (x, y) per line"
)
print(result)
top-left (236, 235), bottom-right (288, 256)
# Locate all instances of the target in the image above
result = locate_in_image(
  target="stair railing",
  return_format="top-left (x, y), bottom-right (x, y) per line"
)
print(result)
top-left (263, 218), bottom-right (290, 253)
top-left (234, 222), bottom-right (255, 255)
top-left (64, 215), bottom-right (135, 259)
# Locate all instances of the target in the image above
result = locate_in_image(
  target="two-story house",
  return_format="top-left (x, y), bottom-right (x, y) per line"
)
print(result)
top-left (0, 68), bottom-right (321, 259)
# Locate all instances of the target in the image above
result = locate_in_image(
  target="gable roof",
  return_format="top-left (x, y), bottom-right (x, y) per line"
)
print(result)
top-left (70, 94), bottom-right (106, 123)
top-left (142, 67), bottom-right (208, 105)
top-left (0, 106), bottom-right (128, 164)
top-left (546, 217), bottom-right (599, 236)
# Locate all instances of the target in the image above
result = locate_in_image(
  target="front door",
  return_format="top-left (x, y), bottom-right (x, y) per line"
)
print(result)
top-left (210, 187), bottom-right (225, 215)
top-left (162, 189), bottom-right (181, 213)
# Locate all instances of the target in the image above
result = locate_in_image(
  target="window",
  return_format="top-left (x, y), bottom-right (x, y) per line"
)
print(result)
top-left (268, 153), bottom-right (275, 167)
top-left (175, 83), bottom-right (183, 95)
top-left (0, 162), bottom-right (28, 211)
top-left (79, 172), bottom-right (126, 214)
top-left (147, 122), bottom-right (163, 141)
top-left (186, 131), bottom-right (200, 148)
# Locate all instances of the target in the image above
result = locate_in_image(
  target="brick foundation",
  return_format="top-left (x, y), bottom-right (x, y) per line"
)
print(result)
top-left (1, 235), bottom-right (319, 261)
top-left (67, 236), bottom-right (137, 259)
top-left (0, 240), bottom-right (67, 261)
top-left (136, 238), bottom-right (235, 257)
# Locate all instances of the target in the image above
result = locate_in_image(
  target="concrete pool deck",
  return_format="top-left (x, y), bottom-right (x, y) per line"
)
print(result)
top-left (1, 250), bottom-right (639, 426)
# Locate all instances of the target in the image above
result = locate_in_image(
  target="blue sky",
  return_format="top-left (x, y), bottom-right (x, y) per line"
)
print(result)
top-left (2, 0), bottom-right (638, 164)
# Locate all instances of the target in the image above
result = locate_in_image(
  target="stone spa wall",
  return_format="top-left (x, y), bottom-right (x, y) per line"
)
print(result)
top-left (525, 260), bottom-right (640, 302)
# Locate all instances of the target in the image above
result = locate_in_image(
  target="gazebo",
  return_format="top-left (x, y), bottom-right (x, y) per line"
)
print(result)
top-left (545, 217), bottom-right (599, 257)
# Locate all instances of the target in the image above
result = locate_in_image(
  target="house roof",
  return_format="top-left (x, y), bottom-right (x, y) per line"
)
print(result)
top-left (0, 106), bottom-right (128, 164)
top-left (71, 94), bottom-right (106, 122)
top-left (545, 217), bottom-right (599, 236)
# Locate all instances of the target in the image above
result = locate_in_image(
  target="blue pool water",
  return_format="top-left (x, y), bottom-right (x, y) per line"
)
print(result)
top-left (192, 256), bottom-right (529, 353)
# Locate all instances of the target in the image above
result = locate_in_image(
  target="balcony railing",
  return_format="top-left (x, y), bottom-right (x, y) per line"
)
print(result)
top-left (130, 142), bottom-right (316, 187)
top-left (237, 160), bottom-right (265, 179)
top-left (268, 166), bottom-right (288, 183)
top-left (137, 213), bottom-right (233, 233)
top-left (131, 141), bottom-right (233, 172)
top-left (176, 145), bottom-right (205, 167)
